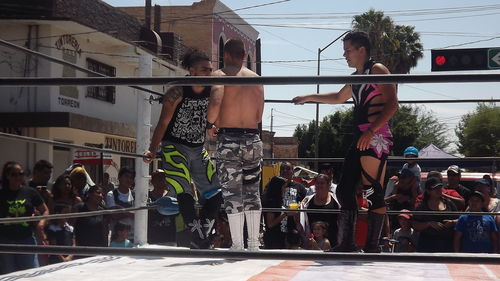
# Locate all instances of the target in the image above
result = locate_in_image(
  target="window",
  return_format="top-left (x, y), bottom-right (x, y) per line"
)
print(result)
top-left (218, 37), bottom-right (224, 69)
top-left (87, 58), bottom-right (116, 103)
top-left (247, 55), bottom-right (252, 70)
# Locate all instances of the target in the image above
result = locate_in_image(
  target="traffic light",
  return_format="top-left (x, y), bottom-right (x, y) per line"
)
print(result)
top-left (431, 48), bottom-right (488, 71)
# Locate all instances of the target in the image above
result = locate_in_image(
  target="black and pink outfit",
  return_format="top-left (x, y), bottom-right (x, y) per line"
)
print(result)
top-left (333, 59), bottom-right (393, 253)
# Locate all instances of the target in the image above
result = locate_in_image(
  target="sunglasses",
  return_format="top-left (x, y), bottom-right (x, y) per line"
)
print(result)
top-left (10, 172), bottom-right (25, 177)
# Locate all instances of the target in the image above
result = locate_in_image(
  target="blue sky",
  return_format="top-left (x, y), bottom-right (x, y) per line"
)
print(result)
top-left (106, 0), bottom-right (500, 149)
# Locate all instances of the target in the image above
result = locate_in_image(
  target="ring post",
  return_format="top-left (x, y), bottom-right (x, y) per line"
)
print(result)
top-left (135, 54), bottom-right (152, 245)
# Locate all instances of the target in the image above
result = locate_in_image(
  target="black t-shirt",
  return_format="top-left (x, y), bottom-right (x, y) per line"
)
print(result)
top-left (74, 203), bottom-right (108, 247)
top-left (46, 224), bottom-right (74, 264)
top-left (283, 181), bottom-right (307, 231)
top-left (307, 195), bottom-right (339, 244)
top-left (47, 224), bottom-right (74, 246)
top-left (147, 191), bottom-right (176, 244)
top-left (0, 186), bottom-right (44, 240)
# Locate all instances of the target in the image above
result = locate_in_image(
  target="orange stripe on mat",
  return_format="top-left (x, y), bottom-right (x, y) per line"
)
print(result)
top-left (447, 264), bottom-right (496, 281)
top-left (248, 260), bottom-right (315, 281)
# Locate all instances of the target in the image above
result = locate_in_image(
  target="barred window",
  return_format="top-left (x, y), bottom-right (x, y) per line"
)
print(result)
top-left (86, 58), bottom-right (116, 103)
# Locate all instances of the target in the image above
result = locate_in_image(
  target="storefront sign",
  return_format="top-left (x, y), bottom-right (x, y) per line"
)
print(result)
top-left (55, 34), bottom-right (82, 57)
top-left (105, 136), bottom-right (136, 153)
top-left (58, 97), bottom-right (80, 108)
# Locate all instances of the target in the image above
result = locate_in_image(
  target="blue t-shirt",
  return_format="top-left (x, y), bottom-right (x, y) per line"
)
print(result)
top-left (455, 215), bottom-right (498, 253)
top-left (109, 239), bottom-right (133, 248)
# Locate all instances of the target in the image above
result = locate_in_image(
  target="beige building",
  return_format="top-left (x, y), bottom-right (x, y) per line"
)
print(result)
top-left (273, 137), bottom-right (299, 159)
top-left (0, 0), bottom-right (184, 183)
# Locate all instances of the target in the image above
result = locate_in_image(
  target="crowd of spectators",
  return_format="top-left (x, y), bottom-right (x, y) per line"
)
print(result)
top-left (0, 160), bottom-right (175, 274)
top-left (1, 151), bottom-right (499, 274)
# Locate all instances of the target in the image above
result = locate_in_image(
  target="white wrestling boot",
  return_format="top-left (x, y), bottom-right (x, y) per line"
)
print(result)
top-left (245, 210), bottom-right (262, 251)
top-left (227, 212), bottom-right (245, 250)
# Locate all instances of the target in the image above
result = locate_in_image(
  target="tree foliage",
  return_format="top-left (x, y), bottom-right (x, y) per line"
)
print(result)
top-left (391, 105), bottom-right (451, 155)
top-left (352, 9), bottom-right (424, 74)
top-left (456, 103), bottom-right (500, 157)
top-left (294, 105), bottom-right (450, 158)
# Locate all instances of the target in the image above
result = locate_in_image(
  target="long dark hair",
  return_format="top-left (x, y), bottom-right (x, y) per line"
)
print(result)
top-left (52, 174), bottom-right (78, 201)
top-left (262, 176), bottom-right (287, 208)
top-left (1, 161), bottom-right (22, 188)
top-left (181, 49), bottom-right (210, 70)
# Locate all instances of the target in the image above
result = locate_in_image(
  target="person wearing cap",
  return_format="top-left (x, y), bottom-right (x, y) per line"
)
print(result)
top-left (445, 165), bottom-right (472, 200)
top-left (473, 177), bottom-right (500, 252)
top-left (415, 171), bottom-right (465, 211)
top-left (402, 146), bottom-right (421, 190)
top-left (385, 168), bottom-right (419, 232)
top-left (385, 169), bottom-right (419, 208)
top-left (392, 210), bottom-right (417, 252)
top-left (412, 177), bottom-right (458, 252)
top-left (454, 191), bottom-right (498, 253)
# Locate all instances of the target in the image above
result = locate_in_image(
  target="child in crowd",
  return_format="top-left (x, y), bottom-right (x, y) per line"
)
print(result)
top-left (109, 222), bottom-right (133, 248)
top-left (392, 210), bottom-right (417, 252)
top-left (454, 191), bottom-right (498, 253)
top-left (308, 221), bottom-right (331, 251)
top-left (402, 146), bottom-right (421, 192)
top-left (46, 204), bottom-right (75, 264)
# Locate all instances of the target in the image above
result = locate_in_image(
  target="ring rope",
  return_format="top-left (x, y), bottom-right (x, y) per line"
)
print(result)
top-left (0, 244), bottom-right (499, 264)
top-left (265, 98), bottom-right (500, 104)
top-left (1, 73), bottom-right (500, 86)
top-left (0, 38), bottom-right (165, 97)
top-left (261, 208), bottom-right (500, 217)
top-left (1, 132), bottom-right (499, 163)
top-left (263, 157), bottom-right (500, 162)
top-left (0, 132), bottom-right (147, 159)
top-left (0, 205), bottom-right (155, 224)
top-left (1, 206), bottom-right (499, 224)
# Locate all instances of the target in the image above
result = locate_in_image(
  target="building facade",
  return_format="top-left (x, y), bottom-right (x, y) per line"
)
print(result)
top-left (119, 0), bottom-right (260, 72)
top-left (0, 0), bottom-right (185, 183)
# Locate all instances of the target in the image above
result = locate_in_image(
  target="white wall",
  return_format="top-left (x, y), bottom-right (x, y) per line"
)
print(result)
top-left (0, 20), bottom-right (182, 126)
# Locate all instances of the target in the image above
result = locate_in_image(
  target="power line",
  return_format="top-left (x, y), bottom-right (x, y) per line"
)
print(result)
top-left (160, 0), bottom-right (290, 24)
top-left (440, 35), bottom-right (500, 49)
top-left (402, 85), bottom-right (456, 100)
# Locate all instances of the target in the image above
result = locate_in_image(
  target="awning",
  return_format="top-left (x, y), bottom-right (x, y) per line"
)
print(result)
top-left (73, 149), bottom-right (113, 166)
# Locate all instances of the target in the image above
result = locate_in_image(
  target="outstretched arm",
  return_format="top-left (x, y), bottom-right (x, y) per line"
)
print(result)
top-left (292, 84), bottom-right (352, 105)
top-left (144, 87), bottom-right (182, 163)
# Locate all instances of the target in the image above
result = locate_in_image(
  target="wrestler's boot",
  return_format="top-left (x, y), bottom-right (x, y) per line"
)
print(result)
top-left (363, 212), bottom-right (385, 253)
top-left (245, 210), bottom-right (262, 251)
top-left (188, 217), bottom-right (209, 249)
top-left (227, 212), bottom-right (245, 250)
top-left (328, 209), bottom-right (358, 252)
top-left (177, 193), bottom-right (204, 249)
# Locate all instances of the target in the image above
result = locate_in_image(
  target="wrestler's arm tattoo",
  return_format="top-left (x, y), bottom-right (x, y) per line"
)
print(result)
top-left (164, 87), bottom-right (183, 104)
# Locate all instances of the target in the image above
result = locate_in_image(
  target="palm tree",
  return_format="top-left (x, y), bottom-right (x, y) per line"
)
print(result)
top-left (353, 9), bottom-right (424, 74)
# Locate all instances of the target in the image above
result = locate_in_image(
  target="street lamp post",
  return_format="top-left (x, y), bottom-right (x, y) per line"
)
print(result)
top-left (314, 31), bottom-right (349, 171)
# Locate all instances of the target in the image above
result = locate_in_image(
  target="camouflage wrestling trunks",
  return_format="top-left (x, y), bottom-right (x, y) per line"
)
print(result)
top-left (215, 128), bottom-right (263, 214)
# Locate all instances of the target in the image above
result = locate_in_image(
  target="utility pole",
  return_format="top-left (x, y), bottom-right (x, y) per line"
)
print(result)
top-left (134, 54), bottom-right (152, 246)
top-left (314, 31), bottom-right (349, 171)
top-left (270, 108), bottom-right (274, 158)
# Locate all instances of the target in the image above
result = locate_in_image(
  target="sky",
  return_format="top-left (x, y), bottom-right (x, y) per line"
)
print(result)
top-left (105, 0), bottom-right (500, 149)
